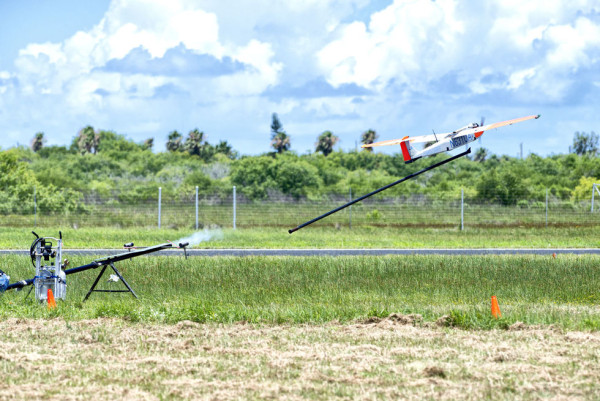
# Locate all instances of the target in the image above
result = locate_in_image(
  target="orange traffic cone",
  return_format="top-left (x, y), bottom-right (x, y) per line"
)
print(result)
top-left (47, 288), bottom-right (57, 309)
top-left (491, 296), bottom-right (501, 319)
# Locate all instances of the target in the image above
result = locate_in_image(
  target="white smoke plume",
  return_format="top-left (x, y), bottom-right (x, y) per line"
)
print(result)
top-left (176, 229), bottom-right (223, 247)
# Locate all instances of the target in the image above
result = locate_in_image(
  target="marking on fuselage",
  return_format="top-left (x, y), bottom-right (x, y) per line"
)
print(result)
top-left (450, 134), bottom-right (474, 148)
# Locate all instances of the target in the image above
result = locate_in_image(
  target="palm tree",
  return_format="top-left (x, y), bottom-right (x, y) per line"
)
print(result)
top-left (270, 113), bottom-right (290, 153)
top-left (166, 130), bottom-right (183, 152)
top-left (271, 132), bottom-right (291, 154)
top-left (184, 129), bottom-right (205, 156)
top-left (30, 132), bottom-right (45, 152)
top-left (315, 131), bottom-right (339, 156)
top-left (76, 125), bottom-right (99, 154)
top-left (360, 129), bottom-right (377, 151)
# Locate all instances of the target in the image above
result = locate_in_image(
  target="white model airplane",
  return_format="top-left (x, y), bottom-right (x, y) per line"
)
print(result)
top-left (362, 114), bottom-right (540, 163)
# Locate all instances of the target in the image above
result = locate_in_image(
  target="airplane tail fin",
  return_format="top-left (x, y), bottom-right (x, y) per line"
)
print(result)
top-left (400, 140), bottom-right (415, 163)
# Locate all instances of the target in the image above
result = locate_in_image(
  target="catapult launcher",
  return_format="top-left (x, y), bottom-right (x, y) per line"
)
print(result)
top-left (0, 232), bottom-right (188, 303)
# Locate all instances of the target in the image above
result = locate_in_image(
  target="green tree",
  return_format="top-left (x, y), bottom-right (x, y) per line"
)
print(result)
top-left (183, 170), bottom-right (212, 191)
top-left (571, 176), bottom-right (599, 201)
top-left (0, 150), bottom-right (82, 214)
top-left (74, 125), bottom-right (99, 154)
top-left (270, 159), bottom-right (320, 198)
top-left (474, 147), bottom-right (488, 163)
top-left (95, 130), bottom-right (145, 154)
top-left (572, 131), bottom-right (599, 156)
top-left (315, 131), bottom-right (339, 156)
top-left (271, 113), bottom-right (283, 134)
top-left (30, 132), bottom-right (45, 152)
top-left (360, 129), bottom-right (377, 151)
top-left (0, 150), bottom-right (37, 211)
top-left (214, 140), bottom-right (237, 159)
top-left (166, 130), bottom-right (183, 152)
top-left (184, 129), bottom-right (205, 156)
top-left (142, 138), bottom-right (154, 151)
top-left (270, 113), bottom-right (290, 153)
top-left (271, 132), bottom-right (291, 154)
top-left (475, 169), bottom-right (529, 205)
top-left (231, 156), bottom-right (277, 199)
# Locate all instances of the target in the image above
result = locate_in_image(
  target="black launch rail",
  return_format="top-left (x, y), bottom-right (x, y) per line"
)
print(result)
top-left (289, 148), bottom-right (471, 234)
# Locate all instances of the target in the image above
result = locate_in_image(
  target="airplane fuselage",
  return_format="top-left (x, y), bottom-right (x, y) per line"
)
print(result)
top-left (412, 131), bottom-right (479, 161)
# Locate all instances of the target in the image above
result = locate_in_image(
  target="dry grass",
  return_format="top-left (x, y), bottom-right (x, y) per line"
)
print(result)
top-left (1, 316), bottom-right (599, 400)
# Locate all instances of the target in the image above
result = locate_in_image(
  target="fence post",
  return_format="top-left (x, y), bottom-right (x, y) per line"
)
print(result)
top-left (233, 185), bottom-right (237, 230)
top-left (460, 188), bottom-right (464, 231)
top-left (592, 184), bottom-right (596, 212)
top-left (349, 187), bottom-right (352, 229)
top-left (545, 188), bottom-right (548, 228)
top-left (158, 187), bottom-right (162, 229)
top-left (195, 186), bottom-right (199, 230)
top-left (33, 186), bottom-right (37, 228)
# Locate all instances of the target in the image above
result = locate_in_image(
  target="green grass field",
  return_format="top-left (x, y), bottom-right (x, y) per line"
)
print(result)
top-left (1, 225), bottom-right (599, 249)
top-left (4, 252), bottom-right (600, 399)
top-left (2, 254), bottom-right (599, 330)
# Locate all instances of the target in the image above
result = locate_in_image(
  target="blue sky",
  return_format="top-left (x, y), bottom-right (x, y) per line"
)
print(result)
top-left (0, 0), bottom-right (599, 157)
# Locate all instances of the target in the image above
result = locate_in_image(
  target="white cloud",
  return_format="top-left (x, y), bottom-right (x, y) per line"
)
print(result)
top-left (507, 68), bottom-right (536, 90)
top-left (317, 0), bottom-right (600, 104)
top-left (10, 0), bottom-right (280, 102)
top-left (1, 0), bottom-right (599, 155)
top-left (544, 17), bottom-right (600, 72)
top-left (318, 0), bottom-right (465, 89)
top-left (101, 3), bottom-right (222, 59)
top-left (1, 0), bottom-right (288, 148)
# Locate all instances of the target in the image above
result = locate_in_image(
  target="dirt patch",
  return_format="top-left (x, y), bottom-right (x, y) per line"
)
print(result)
top-left (1, 319), bottom-right (599, 400)
top-left (362, 313), bottom-right (422, 326)
top-left (508, 321), bottom-right (527, 331)
top-left (435, 314), bottom-right (452, 327)
top-left (423, 366), bottom-right (446, 378)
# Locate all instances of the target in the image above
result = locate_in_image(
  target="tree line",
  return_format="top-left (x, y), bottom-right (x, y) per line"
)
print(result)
top-left (30, 113), bottom-right (380, 159)
top-left (1, 116), bottom-right (599, 215)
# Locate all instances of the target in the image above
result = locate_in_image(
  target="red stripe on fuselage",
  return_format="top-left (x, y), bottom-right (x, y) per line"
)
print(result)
top-left (474, 131), bottom-right (484, 138)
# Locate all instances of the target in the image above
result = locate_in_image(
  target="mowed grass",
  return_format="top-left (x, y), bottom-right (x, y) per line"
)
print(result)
top-left (0, 225), bottom-right (599, 248)
top-left (1, 254), bottom-right (600, 330)
top-left (3, 319), bottom-right (600, 400)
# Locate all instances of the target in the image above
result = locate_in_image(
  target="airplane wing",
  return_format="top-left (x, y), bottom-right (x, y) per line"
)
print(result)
top-left (480, 114), bottom-right (540, 132)
top-left (361, 133), bottom-right (449, 148)
top-left (361, 137), bottom-right (410, 148)
top-left (405, 134), bottom-right (448, 144)
top-left (361, 114), bottom-right (540, 148)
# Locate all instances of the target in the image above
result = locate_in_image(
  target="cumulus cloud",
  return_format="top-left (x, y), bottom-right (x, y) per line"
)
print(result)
top-left (101, 45), bottom-right (248, 77)
top-left (264, 78), bottom-right (372, 100)
top-left (318, 0), bottom-right (600, 103)
top-left (318, 0), bottom-right (465, 89)
top-left (0, 0), bottom-right (285, 147)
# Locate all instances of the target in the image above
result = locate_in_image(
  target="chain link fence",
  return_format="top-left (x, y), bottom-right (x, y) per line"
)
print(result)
top-left (2, 186), bottom-right (600, 229)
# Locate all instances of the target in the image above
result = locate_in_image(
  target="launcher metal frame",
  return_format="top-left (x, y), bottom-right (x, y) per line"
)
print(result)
top-left (4, 238), bottom-right (187, 302)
